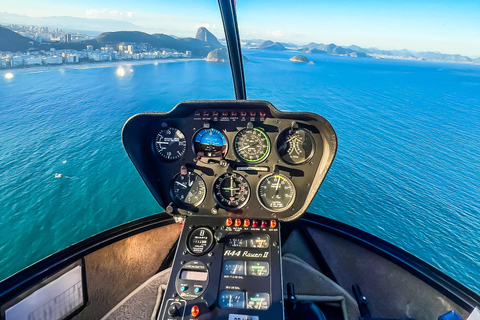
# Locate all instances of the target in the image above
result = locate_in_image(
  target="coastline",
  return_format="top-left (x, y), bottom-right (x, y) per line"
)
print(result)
top-left (1, 57), bottom-right (205, 75)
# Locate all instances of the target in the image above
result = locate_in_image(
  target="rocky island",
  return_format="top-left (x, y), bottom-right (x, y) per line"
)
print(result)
top-left (206, 48), bottom-right (228, 63)
top-left (290, 55), bottom-right (309, 63)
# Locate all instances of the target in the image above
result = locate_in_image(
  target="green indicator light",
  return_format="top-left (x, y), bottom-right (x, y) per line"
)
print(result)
top-left (252, 266), bottom-right (264, 269)
top-left (250, 298), bottom-right (264, 302)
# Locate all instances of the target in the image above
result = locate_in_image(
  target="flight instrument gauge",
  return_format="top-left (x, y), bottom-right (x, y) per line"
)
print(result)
top-left (193, 128), bottom-right (228, 158)
top-left (258, 174), bottom-right (296, 211)
top-left (154, 127), bottom-right (187, 161)
top-left (213, 172), bottom-right (250, 210)
top-left (172, 171), bottom-right (206, 207)
top-left (276, 127), bottom-right (315, 164)
top-left (234, 127), bottom-right (270, 163)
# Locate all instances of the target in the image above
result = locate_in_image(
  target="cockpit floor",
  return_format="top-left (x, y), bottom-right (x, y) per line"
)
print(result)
top-left (101, 268), bottom-right (171, 320)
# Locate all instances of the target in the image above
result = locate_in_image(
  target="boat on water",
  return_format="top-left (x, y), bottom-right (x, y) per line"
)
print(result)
top-left (1, 1), bottom-right (479, 320)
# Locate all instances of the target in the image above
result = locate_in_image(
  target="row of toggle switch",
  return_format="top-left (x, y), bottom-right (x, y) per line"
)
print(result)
top-left (225, 218), bottom-right (277, 229)
top-left (194, 111), bottom-right (267, 118)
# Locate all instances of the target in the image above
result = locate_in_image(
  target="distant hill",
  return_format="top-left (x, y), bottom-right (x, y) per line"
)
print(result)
top-left (195, 27), bottom-right (222, 48)
top-left (44, 27), bottom-right (222, 56)
top-left (257, 40), bottom-right (286, 50)
top-left (0, 25), bottom-right (38, 52)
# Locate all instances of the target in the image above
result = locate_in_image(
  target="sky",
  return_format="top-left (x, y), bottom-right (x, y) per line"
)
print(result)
top-left (1, 0), bottom-right (479, 57)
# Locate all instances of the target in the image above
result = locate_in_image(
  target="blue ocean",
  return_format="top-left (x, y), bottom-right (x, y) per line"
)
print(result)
top-left (1, 49), bottom-right (479, 292)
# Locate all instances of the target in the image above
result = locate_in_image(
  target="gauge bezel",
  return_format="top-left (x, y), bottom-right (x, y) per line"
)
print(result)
top-left (275, 127), bottom-right (316, 165)
top-left (192, 127), bottom-right (229, 159)
top-left (153, 127), bottom-right (187, 161)
top-left (170, 172), bottom-right (207, 207)
top-left (233, 127), bottom-right (271, 164)
top-left (213, 172), bottom-right (251, 210)
top-left (257, 173), bottom-right (296, 212)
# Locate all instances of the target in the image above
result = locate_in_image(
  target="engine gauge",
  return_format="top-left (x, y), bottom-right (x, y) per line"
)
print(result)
top-left (247, 292), bottom-right (270, 310)
top-left (258, 174), bottom-right (296, 211)
top-left (276, 128), bottom-right (315, 164)
top-left (219, 291), bottom-right (245, 309)
top-left (213, 172), bottom-right (250, 210)
top-left (154, 127), bottom-right (187, 161)
top-left (172, 171), bottom-right (206, 207)
top-left (223, 261), bottom-right (245, 275)
top-left (234, 127), bottom-right (270, 163)
top-left (247, 261), bottom-right (269, 276)
top-left (193, 128), bottom-right (228, 157)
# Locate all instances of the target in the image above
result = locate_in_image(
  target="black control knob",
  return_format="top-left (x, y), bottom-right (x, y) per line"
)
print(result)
top-left (168, 305), bottom-right (179, 316)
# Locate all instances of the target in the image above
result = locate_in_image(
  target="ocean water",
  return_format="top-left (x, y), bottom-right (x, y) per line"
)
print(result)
top-left (1, 50), bottom-right (479, 293)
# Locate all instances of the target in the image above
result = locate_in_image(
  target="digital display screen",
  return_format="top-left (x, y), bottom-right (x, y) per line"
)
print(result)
top-left (180, 270), bottom-right (208, 281)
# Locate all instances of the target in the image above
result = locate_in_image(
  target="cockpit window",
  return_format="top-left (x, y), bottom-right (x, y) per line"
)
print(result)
top-left (0, 1), bottom-right (232, 280)
top-left (236, 0), bottom-right (480, 293)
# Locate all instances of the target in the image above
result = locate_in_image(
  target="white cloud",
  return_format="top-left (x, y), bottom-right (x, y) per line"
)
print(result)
top-left (267, 30), bottom-right (284, 38)
top-left (86, 9), bottom-right (135, 19)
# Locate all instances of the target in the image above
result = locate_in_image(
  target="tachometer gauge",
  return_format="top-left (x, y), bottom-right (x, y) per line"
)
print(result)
top-left (193, 128), bottom-right (228, 157)
top-left (172, 171), bottom-right (206, 206)
top-left (258, 174), bottom-right (296, 211)
top-left (214, 172), bottom-right (250, 210)
top-left (234, 127), bottom-right (270, 163)
top-left (276, 128), bottom-right (315, 165)
top-left (154, 127), bottom-right (187, 161)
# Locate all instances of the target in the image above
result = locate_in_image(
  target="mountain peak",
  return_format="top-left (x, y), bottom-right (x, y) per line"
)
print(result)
top-left (195, 27), bottom-right (222, 48)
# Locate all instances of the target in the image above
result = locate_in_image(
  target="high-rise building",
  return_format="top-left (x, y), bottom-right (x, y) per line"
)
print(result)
top-left (64, 34), bottom-right (72, 42)
top-left (87, 45), bottom-right (94, 51)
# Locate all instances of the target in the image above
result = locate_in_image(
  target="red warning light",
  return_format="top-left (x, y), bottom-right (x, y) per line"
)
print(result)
top-left (191, 305), bottom-right (200, 318)
top-left (244, 219), bottom-right (251, 227)
top-left (226, 218), bottom-right (233, 227)
top-left (235, 219), bottom-right (242, 227)
top-left (270, 220), bottom-right (277, 228)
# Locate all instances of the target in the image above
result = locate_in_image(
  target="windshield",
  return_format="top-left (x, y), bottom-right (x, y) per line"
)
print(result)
top-left (0, 1), bottom-right (233, 280)
top-left (1, 0), bottom-right (480, 297)
top-left (235, 0), bottom-right (480, 293)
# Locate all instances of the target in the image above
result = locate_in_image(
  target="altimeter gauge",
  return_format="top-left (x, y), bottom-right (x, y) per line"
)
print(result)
top-left (258, 174), bottom-right (296, 211)
top-left (276, 127), bottom-right (315, 165)
top-left (213, 172), bottom-right (250, 210)
top-left (154, 127), bottom-right (187, 161)
top-left (172, 171), bottom-right (206, 207)
top-left (234, 127), bottom-right (270, 163)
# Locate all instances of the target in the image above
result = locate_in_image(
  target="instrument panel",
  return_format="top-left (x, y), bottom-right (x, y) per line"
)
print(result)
top-left (122, 100), bottom-right (337, 221)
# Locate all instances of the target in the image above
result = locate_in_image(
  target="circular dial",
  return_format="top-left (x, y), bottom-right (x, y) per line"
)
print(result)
top-left (193, 128), bottom-right (228, 157)
top-left (276, 128), bottom-right (315, 164)
top-left (154, 127), bottom-right (187, 161)
top-left (234, 128), bottom-right (270, 163)
top-left (187, 227), bottom-right (214, 255)
top-left (258, 174), bottom-right (296, 211)
top-left (172, 172), bottom-right (206, 206)
top-left (213, 172), bottom-right (250, 210)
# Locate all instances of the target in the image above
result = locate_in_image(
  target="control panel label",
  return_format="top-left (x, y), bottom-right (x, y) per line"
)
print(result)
top-left (224, 250), bottom-right (269, 259)
top-left (229, 315), bottom-right (259, 320)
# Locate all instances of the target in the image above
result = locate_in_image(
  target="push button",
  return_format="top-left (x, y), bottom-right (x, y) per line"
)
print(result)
top-left (181, 286), bottom-right (188, 291)
top-left (194, 287), bottom-right (202, 293)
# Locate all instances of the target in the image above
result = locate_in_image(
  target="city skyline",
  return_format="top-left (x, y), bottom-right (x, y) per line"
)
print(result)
top-left (1, 0), bottom-right (479, 57)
